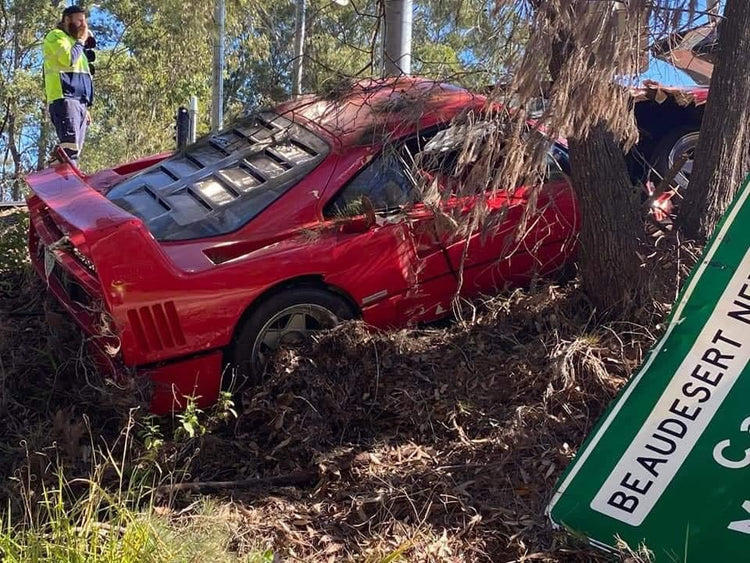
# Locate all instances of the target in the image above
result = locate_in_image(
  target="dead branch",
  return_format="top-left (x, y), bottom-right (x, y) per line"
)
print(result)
top-left (642, 153), bottom-right (689, 211)
top-left (156, 468), bottom-right (319, 494)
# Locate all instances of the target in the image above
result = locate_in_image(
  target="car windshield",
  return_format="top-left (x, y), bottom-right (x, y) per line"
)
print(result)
top-left (106, 112), bottom-right (329, 241)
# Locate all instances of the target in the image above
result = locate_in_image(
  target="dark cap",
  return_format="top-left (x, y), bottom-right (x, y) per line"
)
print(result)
top-left (62, 5), bottom-right (86, 17)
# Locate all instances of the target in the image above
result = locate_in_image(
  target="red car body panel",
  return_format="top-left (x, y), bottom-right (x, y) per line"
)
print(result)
top-left (27, 78), bottom-right (579, 414)
top-left (635, 82), bottom-right (709, 107)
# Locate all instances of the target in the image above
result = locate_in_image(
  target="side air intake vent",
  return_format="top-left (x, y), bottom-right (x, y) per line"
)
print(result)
top-left (127, 301), bottom-right (185, 353)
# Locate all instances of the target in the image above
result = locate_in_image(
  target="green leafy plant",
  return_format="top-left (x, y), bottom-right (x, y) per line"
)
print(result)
top-left (212, 391), bottom-right (238, 424)
top-left (175, 396), bottom-right (206, 440)
top-left (138, 416), bottom-right (165, 458)
top-left (173, 392), bottom-right (238, 441)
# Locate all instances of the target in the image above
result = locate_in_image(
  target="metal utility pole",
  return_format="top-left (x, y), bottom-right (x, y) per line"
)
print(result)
top-left (382, 0), bottom-right (412, 76)
top-left (292, 0), bottom-right (306, 96)
top-left (188, 96), bottom-right (198, 143)
top-left (212, 0), bottom-right (225, 132)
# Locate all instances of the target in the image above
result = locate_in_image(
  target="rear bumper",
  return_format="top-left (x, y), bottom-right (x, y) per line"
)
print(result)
top-left (146, 351), bottom-right (223, 415)
top-left (58, 302), bottom-right (223, 415)
top-left (86, 338), bottom-right (223, 415)
top-left (30, 211), bottom-right (222, 414)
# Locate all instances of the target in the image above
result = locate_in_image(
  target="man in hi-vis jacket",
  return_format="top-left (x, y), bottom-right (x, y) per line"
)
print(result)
top-left (43, 5), bottom-right (94, 166)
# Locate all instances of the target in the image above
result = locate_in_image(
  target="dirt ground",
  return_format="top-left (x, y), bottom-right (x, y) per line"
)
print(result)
top-left (0, 210), bottom-right (699, 561)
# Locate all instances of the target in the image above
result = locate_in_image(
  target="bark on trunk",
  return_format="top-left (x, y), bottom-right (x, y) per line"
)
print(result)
top-left (568, 124), bottom-right (643, 313)
top-left (549, 31), bottom-right (643, 315)
top-left (6, 110), bottom-right (23, 201)
top-left (677, 0), bottom-right (750, 241)
top-left (36, 104), bottom-right (52, 171)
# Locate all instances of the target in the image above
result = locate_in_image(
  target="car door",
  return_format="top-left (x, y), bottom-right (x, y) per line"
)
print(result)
top-left (321, 151), bottom-right (459, 327)
top-left (413, 121), bottom-right (578, 297)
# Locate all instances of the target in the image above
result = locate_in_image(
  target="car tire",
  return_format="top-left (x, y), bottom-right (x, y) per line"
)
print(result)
top-left (231, 286), bottom-right (356, 385)
top-left (650, 126), bottom-right (700, 194)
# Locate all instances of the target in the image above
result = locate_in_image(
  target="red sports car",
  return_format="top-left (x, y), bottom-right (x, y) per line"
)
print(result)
top-left (26, 78), bottom-right (579, 414)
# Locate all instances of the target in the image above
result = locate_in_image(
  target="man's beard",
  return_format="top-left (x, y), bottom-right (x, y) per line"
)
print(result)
top-left (67, 22), bottom-right (81, 38)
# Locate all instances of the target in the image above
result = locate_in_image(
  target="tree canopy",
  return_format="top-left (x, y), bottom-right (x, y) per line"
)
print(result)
top-left (0, 0), bottom-right (518, 198)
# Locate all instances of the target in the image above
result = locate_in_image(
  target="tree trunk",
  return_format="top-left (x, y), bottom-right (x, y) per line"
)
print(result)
top-left (36, 104), bottom-right (51, 171)
top-left (548, 33), bottom-right (643, 316)
top-left (6, 109), bottom-right (23, 201)
top-left (677, 0), bottom-right (750, 240)
top-left (567, 124), bottom-right (643, 313)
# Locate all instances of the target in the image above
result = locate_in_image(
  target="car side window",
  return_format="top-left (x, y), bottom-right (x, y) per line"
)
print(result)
top-left (547, 143), bottom-right (570, 180)
top-left (415, 121), bottom-right (498, 180)
top-left (325, 152), bottom-right (418, 218)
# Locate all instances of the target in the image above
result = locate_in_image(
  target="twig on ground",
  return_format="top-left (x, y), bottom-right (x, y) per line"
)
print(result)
top-left (156, 468), bottom-right (319, 494)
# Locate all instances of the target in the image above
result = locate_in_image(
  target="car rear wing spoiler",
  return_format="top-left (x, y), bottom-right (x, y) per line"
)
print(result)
top-left (26, 162), bottom-right (182, 289)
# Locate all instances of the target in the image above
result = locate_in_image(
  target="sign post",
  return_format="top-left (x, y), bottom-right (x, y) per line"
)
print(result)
top-left (548, 175), bottom-right (750, 560)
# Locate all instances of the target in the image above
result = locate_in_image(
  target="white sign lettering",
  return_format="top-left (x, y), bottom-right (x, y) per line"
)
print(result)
top-left (590, 249), bottom-right (750, 526)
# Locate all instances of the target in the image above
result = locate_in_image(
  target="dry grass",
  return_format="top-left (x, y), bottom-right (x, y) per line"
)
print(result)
top-left (0, 229), bottom-right (701, 561)
top-left (155, 237), bottom-right (698, 561)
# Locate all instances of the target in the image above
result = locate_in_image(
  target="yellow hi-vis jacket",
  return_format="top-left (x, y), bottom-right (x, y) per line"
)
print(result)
top-left (43, 28), bottom-right (93, 106)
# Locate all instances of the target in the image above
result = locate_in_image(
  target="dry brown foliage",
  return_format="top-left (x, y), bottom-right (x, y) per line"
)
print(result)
top-left (440, 0), bottom-right (707, 210)
top-left (0, 228), bottom-right (701, 560)
top-left (175, 239), bottom-right (692, 561)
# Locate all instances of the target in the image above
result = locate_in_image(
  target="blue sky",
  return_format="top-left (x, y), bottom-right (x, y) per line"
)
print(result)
top-left (637, 0), bottom-right (717, 86)
top-left (640, 58), bottom-right (697, 87)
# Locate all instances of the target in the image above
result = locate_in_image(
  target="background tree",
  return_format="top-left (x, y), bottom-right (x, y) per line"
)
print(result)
top-left (0, 0), bottom-right (58, 200)
top-left (542, 2), bottom-right (645, 314)
top-left (450, 0), bottom-right (700, 316)
top-left (0, 0), bottom-right (519, 196)
top-left (81, 0), bottom-right (215, 171)
top-left (678, 0), bottom-right (750, 240)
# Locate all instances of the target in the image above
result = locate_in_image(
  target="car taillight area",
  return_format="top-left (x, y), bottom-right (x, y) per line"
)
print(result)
top-left (49, 259), bottom-right (92, 307)
top-left (28, 202), bottom-right (106, 332)
top-left (26, 194), bottom-right (224, 414)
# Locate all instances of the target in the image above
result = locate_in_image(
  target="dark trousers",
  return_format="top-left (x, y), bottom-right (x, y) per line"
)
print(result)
top-left (49, 98), bottom-right (88, 165)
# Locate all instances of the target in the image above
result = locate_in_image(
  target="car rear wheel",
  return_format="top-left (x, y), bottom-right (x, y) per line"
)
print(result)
top-left (232, 287), bottom-right (356, 384)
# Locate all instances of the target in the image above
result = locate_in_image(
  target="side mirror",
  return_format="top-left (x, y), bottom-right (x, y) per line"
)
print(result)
top-left (339, 215), bottom-right (371, 234)
top-left (338, 196), bottom-right (376, 234)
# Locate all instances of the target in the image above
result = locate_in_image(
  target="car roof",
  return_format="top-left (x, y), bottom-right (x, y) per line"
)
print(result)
top-left (104, 78), bottom-right (490, 242)
top-left (272, 76), bottom-right (489, 146)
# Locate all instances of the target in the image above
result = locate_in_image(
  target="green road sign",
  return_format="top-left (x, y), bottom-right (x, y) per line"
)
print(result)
top-left (548, 175), bottom-right (750, 561)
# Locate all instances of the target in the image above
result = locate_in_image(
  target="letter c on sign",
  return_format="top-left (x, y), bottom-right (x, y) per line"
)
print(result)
top-left (713, 416), bottom-right (750, 470)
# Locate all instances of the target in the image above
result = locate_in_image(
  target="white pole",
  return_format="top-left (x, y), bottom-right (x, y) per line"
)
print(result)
top-left (383, 0), bottom-right (412, 76)
top-left (292, 0), bottom-right (306, 96)
top-left (212, 0), bottom-right (225, 131)
top-left (188, 95), bottom-right (198, 143)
